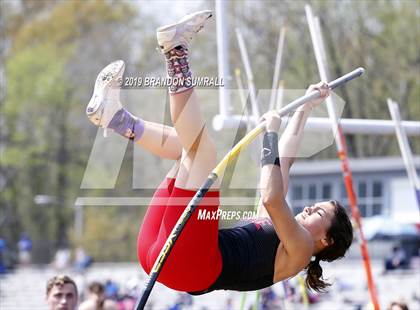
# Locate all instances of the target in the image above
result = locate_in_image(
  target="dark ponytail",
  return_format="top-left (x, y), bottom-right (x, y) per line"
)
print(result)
top-left (305, 256), bottom-right (330, 292)
top-left (305, 200), bottom-right (353, 292)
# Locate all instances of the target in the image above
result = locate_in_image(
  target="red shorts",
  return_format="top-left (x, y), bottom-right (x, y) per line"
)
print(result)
top-left (137, 178), bottom-right (222, 292)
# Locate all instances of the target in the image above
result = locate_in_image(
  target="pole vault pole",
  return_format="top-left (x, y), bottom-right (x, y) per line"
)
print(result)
top-left (135, 68), bottom-right (364, 310)
top-left (234, 68), bottom-right (250, 119)
top-left (305, 5), bottom-right (380, 310)
top-left (236, 28), bottom-right (261, 121)
top-left (387, 99), bottom-right (420, 209)
top-left (276, 80), bottom-right (285, 109)
top-left (269, 25), bottom-right (287, 110)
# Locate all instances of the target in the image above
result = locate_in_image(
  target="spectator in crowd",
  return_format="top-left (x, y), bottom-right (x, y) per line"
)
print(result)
top-left (260, 287), bottom-right (280, 309)
top-left (387, 300), bottom-right (409, 310)
top-left (17, 232), bottom-right (32, 265)
top-left (45, 275), bottom-right (78, 310)
top-left (74, 246), bottom-right (93, 273)
top-left (79, 281), bottom-right (118, 310)
top-left (53, 247), bottom-right (71, 270)
top-left (167, 293), bottom-right (193, 310)
top-left (104, 279), bottom-right (119, 300)
top-left (0, 238), bottom-right (7, 273)
top-left (116, 295), bottom-right (136, 310)
top-left (384, 246), bottom-right (408, 272)
top-left (225, 297), bottom-right (233, 310)
top-left (0, 238), bottom-right (16, 273)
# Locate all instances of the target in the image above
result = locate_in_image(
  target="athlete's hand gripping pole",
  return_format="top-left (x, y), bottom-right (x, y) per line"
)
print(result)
top-left (135, 67), bottom-right (365, 310)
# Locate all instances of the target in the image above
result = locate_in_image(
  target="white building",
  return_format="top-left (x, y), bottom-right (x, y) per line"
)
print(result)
top-left (288, 156), bottom-right (420, 224)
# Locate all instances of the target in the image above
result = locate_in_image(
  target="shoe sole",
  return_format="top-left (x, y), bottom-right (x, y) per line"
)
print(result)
top-left (86, 60), bottom-right (125, 116)
top-left (156, 10), bottom-right (212, 51)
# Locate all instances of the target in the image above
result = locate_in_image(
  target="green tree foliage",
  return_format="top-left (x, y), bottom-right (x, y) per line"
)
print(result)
top-left (70, 206), bottom-right (142, 262)
top-left (1, 0), bottom-right (139, 262)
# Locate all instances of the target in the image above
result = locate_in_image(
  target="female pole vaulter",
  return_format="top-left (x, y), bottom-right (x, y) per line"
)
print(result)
top-left (86, 10), bottom-right (353, 295)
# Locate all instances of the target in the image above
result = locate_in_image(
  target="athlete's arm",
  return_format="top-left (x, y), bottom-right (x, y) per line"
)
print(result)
top-left (260, 149), bottom-right (313, 259)
top-left (278, 82), bottom-right (330, 193)
top-left (257, 83), bottom-right (329, 218)
top-left (259, 113), bottom-right (313, 259)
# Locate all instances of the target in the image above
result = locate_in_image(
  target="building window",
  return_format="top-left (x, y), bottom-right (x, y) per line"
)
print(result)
top-left (292, 185), bottom-right (303, 200)
top-left (289, 181), bottom-right (334, 215)
top-left (358, 182), bottom-right (367, 198)
top-left (309, 184), bottom-right (317, 200)
top-left (322, 183), bottom-right (331, 199)
top-left (372, 203), bottom-right (382, 216)
top-left (341, 183), bottom-right (347, 199)
top-left (373, 181), bottom-right (382, 197)
top-left (359, 204), bottom-right (367, 217)
top-left (294, 206), bottom-right (304, 214)
top-left (340, 179), bottom-right (385, 217)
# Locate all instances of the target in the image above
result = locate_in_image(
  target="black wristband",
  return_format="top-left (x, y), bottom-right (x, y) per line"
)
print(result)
top-left (261, 132), bottom-right (280, 167)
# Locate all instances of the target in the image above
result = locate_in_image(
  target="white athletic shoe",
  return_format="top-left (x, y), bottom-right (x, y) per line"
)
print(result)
top-left (156, 10), bottom-right (213, 53)
top-left (86, 60), bottom-right (125, 128)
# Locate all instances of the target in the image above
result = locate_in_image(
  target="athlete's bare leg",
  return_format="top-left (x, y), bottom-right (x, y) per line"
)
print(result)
top-left (157, 11), bottom-right (217, 190)
top-left (86, 60), bottom-right (183, 160)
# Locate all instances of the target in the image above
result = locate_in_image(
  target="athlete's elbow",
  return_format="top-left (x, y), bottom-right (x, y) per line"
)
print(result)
top-left (261, 194), bottom-right (283, 211)
top-left (280, 157), bottom-right (293, 170)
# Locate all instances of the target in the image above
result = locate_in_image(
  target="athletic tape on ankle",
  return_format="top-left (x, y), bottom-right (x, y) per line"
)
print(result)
top-left (108, 109), bottom-right (145, 142)
top-left (261, 132), bottom-right (280, 167)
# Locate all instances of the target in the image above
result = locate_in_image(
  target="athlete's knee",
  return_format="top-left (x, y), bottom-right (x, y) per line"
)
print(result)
top-left (190, 133), bottom-right (216, 156)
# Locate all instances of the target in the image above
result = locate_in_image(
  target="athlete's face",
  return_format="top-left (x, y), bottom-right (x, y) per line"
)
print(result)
top-left (46, 283), bottom-right (78, 310)
top-left (296, 201), bottom-right (336, 242)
